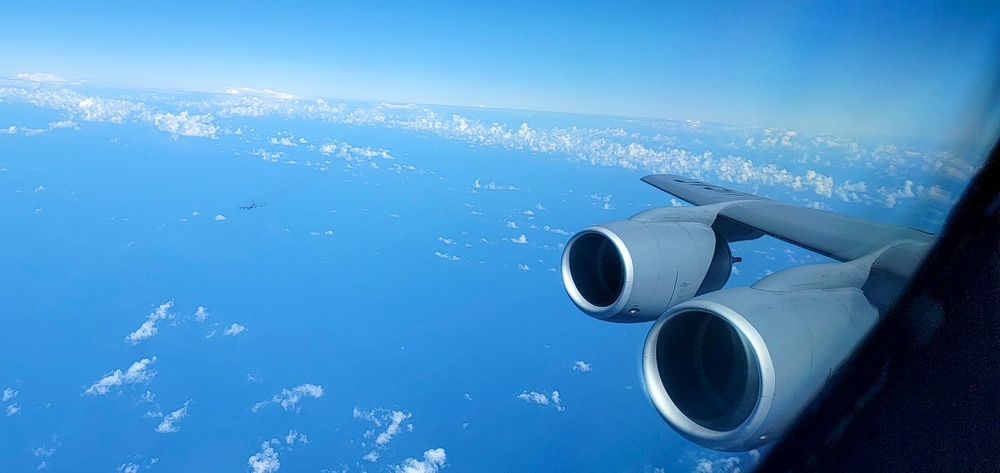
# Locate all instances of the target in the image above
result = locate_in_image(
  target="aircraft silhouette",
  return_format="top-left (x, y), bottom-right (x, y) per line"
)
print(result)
top-left (238, 200), bottom-right (265, 210)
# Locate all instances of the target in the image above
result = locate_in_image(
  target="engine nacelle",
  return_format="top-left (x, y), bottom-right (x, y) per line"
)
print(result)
top-left (642, 286), bottom-right (879, 451)
top-left (561, 220), bottom-right (733, 323)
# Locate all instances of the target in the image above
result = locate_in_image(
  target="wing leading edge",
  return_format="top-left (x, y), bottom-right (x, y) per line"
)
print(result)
top-left (641, 174), bottom-right (935, 262)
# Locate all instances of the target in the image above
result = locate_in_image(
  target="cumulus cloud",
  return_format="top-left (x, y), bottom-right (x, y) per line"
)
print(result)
top-left (248, 440), bottom-right (280, 473)
top-left (214, 214), bottom-right (226, 221)
top-left (542, 225), bottom-right (570, 236)
top-left (2, 388), bottom-right (17, 402)
top-left (84, 356), bottom-right (158, 395)
top-left (6, 403), bottom-right (20, 416)
top-left (354, 407), bottom-right (413, 447)
top-left (393, 448), bottom-right (447, 473)
top-left (509, 234), bottom-right (528, 244)
top-left (517, 390), bottom-right (564, 411)
top-left (692, 452), bottom-right (760, 473)
top-left (223, 323), bottom-right (246, 336)
top-left (194, 306), bottom-right (209, 322)
top-left (517, 264), bottom-right (530, 271)
top-left (269, 136), bottom-right (298, 147)
top-left (284, 429), bottom-right (309, 445)
top-left (505, 221), bottom-right (518, 229)
top-left (572, 361), bottom-right (592, 372)
top-left (252, 384), bottom-right (324, 413)
top-left (148, 111), bottom-right (218, 138)
top-left (437, 237), bottom-right (457, 245)
top-left (434, 251), bottom-right (461, 261)
top-left (155, 400), bottom-right (192, 433)
top-left (125, 300), bottom-right (173, 345)
top-left (472, 178), bottom-right (520, 191)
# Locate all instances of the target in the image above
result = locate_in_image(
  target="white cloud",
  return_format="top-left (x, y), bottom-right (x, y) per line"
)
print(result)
top-left (269, 136), bottom-right (299, 147)
top-left (214, 214), bottom-right (226, 221)
top-left (692, 455), bottom-right (747, 473)
top-left (505, 220), bottom-right (518, 229)
top-left (155, 400), bottom-right (192, 433)
top-left (393, 448), bottom-right (447, 473)
top-left (192, 211), bottom-right (201, 217)
top-left (14, 72), bottom-right (66, 83)
top-left (523, 210), bottom-right (535, 215)
top-left (472, 178), bottom-right (520, 191)
top-left (284, 429), bottom-right (309, 445)
top-left (2, 388), bottom-right (17, 402)
top-left (6, 403), bottom-right (20, 416)
top-left (84, 356), bottom-right (158, 395)
top-left (248, 440), bottom-right (280, 473)
top-left (509, 234), bottom-right (528, 244)
top-left (125, 300), bottom-right (173, 345)
top-left (542, 225), bottom-right (570, 236)
top-left (194, 306), bottom-right (209, 322)
top-left (517, 390), bottom-right (565, 412)
top-left (434, 251), bottom-right (461, 261)
top-left (116, 462), bottom-right (139, 473)
top-left (251, 384), bottom-right (324, 413)
top-left (363, 450), bottom-right (380, 462)
top-left (353, 407), bottom-right (414, 451)
top-left (437, 237), bottom-right (457, 245)
top-left (572, 361), bottom-right (592, 372)
top-left (148, 111), bottom-right (218, 138)
top-left (517, 264), bottom-right (530, 271)
top-left (223, 323), bottom-right (246, 336)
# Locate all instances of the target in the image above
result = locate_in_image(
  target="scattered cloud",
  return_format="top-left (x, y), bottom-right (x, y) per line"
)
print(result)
top-left (149, 111), bottom-right (218, 138)
top-left (517, 390), bottom-right (564, 412)
top-left (14, 72), bottom-right (66, 83)
top-left (125, 300), bottom-right (173, 345)
top-left (509, 234), bottom-right (528, 244)
top-left (393, 448), bottom-right (447, 473)
top-left (354, 407), bottom-right (413, 447)
top-left (517, 264), bottom-right (530, 271)
top-left (194, 306), bottom-right (209, 322)
top-left (214, 214), bottom-right (226, 221)
top-left (505, 220), bottom-right (518, 229)
top-left (572, 361), bottom-right (592, 372)
top-left (84, 356), bottom-right (158, 395)
top-left (248, 440), bottom-right (281, 473)
top-left (155, 400), bottom-right (192, 433)
top-left (434, 251), bottom-right (461, 261)
top-left (284, 429), bottom-right (309, 445)
top-left (117, 462), bottom-right (139, 473)
top-left (472, 178), bottom-right (520, 191)
top-left (252, 383), bottom-right (324, 413)
top-left (5, 403), bottom-right (20, 416)
top-left (223, 323), bottom-right (246, 336)
top-left (437, 237), bottom-right (457, 245)
top-left (2, 388), bottom-right (16, 402)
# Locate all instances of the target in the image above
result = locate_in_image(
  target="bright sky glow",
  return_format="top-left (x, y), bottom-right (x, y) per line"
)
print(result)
top-left (2, 1), bottom-right (998, 139)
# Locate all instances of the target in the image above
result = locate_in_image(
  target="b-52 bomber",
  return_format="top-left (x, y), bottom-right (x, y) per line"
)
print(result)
top-left (238, 200), bottom-right (266, 210)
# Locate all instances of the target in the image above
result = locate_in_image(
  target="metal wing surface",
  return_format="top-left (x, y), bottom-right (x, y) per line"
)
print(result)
top-left (641, 174), bottom-right (935, 262)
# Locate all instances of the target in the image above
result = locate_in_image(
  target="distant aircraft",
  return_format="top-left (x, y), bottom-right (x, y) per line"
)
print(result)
top-left (560, 174), bottom-right (934, 452)
top-left (238, 200), bottom-right (266, 210)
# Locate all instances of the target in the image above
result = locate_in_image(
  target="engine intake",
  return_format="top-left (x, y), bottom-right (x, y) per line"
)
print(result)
top-left (562, 220), bottom-right (732, 323)
top-left (643, 286), bottom-right (879, 451)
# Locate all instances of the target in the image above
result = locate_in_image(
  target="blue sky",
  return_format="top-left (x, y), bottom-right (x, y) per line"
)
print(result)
top-left (2, 1), bottom-right (998, 139)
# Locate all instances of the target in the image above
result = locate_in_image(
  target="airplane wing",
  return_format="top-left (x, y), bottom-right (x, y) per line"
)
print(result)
top-left (641, 174), bottom-right (935, 262)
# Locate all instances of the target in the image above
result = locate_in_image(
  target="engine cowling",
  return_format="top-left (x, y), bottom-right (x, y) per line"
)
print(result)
top-left (561, 220), bottom-right (733, 323)
top-left (642, 286), bottom-right (879, 451)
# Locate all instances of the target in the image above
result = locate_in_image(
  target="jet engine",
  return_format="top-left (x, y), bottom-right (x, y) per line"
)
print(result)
top-left (642, 285), bottom-right (879, 451)
top-left (561, 220), bottom-right (733, 323)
